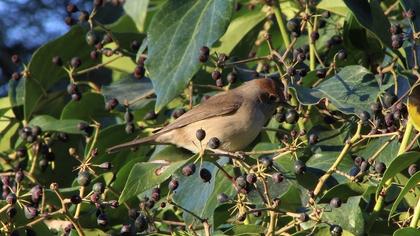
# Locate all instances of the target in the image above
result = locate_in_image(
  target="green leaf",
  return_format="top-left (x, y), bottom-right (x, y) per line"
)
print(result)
top-left (319, 182), bottom-right (369, 204)
top-left (123, 0), bottom-right (150, 32)
top-left (343, 0), bottom-right (391, 47)
top-left (173, 161), bottom-right (235, 225)
top-left (86, 124), bottom-right (150, 169)
top-left (399, 0), bottom-right (420, 32)
top-left (60, 93), bottom-right (108, 120)
top-left (317, 0), bottom-right (349, 16)
top-left (393, 227), bottom-right (420, 236)
top-left (376, 152), bottom-right (420, 198)
top-left (356, 137), bottom-right (400, 166)
top-left (101, 76), bottom-right (154, 110)
top-left (8, 79), bottom-right (24, 107)
top-left (389, 172), bottom-right (420, 221)
top-left (291, 65), bottom-right (380, 115)
top-left (119, 156), bottom-right (193, 203)
top-left (29, 115), bottom-right (85, 134)
top-left (212, 8), bottom-right (265, 54)
top-left (222, 224), bottom-right (266, 235)
top-left (25, 26), bottom-right (95, 120)
top-left (146, 0), bottom-right (234, 112)
top-left (321, 196), bottom-right (364, 236)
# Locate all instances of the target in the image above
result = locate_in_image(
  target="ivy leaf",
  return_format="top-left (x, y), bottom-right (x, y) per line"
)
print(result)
top-left (317, 0), bottom-right (349, 16)
top-left (119, 156), bottom-right (194, 203)
top-left (29, 115), bottom-right (85, 134)
top-left (212, 8), bottom-right (266, 54)
top-left (25, 26), bottom-right (95, 120)
top-left (291, 65), bottom-right (379, 115)
top-left (343, 0), bottom-right (391, 48)
top-left (376, 152), bottom-right (420, 198)
top-left (388, 172), bottom-right (420, 221)
top-left (101, 76), bottom-right (154, 110)
top-left (146, 0), bottom-right (234, 112)
top-left (123, 0), bottom-right (150, 32)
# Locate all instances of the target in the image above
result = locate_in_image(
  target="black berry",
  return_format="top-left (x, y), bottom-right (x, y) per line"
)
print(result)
top-left (77, 171), bottom-right (91, 186)
top-left (182, 163), bottom-right (196, 176)
top-left (208, 137), bottom-right (221, 149)
top-left (294, 160), bottom-right (306, 175)
top-left (196, 129), bottom-right (206, 141)
top-left (330, 197), bottom-right (342, 208)
top-left (168, 179), bottom-right (179, 191)
top-left (200, 168), bottom-right (212, 182)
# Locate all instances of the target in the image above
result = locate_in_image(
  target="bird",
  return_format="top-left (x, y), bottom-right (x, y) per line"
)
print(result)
top-left (107, 78), bottom-right (283, 154)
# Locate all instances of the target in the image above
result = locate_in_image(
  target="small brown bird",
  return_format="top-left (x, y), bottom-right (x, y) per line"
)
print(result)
top-left (107, 78), bottom-right (283, 153)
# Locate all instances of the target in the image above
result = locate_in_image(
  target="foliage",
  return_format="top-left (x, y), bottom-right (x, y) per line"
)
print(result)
top-left (0, 0), bottom-right (419, 235)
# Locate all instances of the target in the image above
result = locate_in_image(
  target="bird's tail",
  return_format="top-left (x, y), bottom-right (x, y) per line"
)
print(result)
top-left (106, 134), bottom-right (160, 154)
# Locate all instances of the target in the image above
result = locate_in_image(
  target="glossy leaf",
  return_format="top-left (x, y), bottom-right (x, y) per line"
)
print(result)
top-left (317, 0), bottom-right (348, 16)
top-left (393, 227), bottom-right (420, 236)
top-left (388, 171), bottom-right (420, 221)
top-left (213, 8), bottom-right (265, 54)
top-left (29, 115), bottom-right (85, 134)
top-left (319, 182), bottom-right (369, 203)
top-left (25, 26), bottom-right (95, 120)
top-left (119, 155), bottom-right (193, 203)
top-left (60, 93), bottom-right (108, 120)
top-left (291, 65), bottom-right (380, 115)
top-left (376, 152), bottom-right (420, 198)
top-left (145, 0), bottom-right (234, 112)
top-left (343, 0), bottom-right (391, 47)
top-left (101, 76), bottom-right (154, 110)
top-left (123, 0), bottom-right (150, 32)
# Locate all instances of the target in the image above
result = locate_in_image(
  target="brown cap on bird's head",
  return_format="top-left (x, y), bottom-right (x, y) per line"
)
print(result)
top-left (253, 78), bottom-right (284, 103)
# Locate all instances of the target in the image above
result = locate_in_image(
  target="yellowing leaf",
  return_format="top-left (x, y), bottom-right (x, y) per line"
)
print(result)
top-left (408, 83), bottom-right (420, 131)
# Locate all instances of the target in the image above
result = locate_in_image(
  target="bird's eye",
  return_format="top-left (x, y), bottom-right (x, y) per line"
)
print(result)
top-left (269, 94), bottom-right (278, 102)
top-left (259, 93), bottom-right (277, 104)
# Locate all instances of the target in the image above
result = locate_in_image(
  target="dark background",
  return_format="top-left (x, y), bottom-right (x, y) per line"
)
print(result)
top-left (0, 0), bottom-right (124, 96)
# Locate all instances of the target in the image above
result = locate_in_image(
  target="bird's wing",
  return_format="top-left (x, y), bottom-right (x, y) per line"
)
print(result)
top-left (159, 91), bottom-right (244, 133)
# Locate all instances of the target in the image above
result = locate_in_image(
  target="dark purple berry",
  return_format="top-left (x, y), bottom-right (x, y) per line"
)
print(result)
top-left (98, 162), bottom-right (113, 170)
top-left (182, 163), bottom-right (196, 176)
top-left (200, 168), bottom-right (212, 183)
top-left (260, 156), bottom-right (273, 168)
top-left (77, 171), bottom-right (91, 186)
top-left (24, 206), bottom-right (37, 219)
top-left (168, 179), bottom-right (179, 191)
top-left (208, 137), bottom-right (221, 149)
top-left (134, 65), bottom-right (145, 78)
top-left (408, 164), bottom-right (417, 176)
top-left (52, 56), bottom-right (63, 66)
top-left (211, 71), bottom-right (221, 81)
top-left (196, 129), bottom-right (206, 141)
top-left (66, 3), bottom-right (78, 13)
top-left (375, 162), bottom-right (386, 175)
top-left (235, 176), bottom-right (247, 189)
top-left (294, 160), bottom-right (306, 175)
top-left (217, 193), bottom-right (229, 203)
top-left (131, 40), bottom-right (141, 51)
top-left (143, 111), bottom-right (157, 120)
top-left (272, 172), bottom-right (284, 183)
top-left (134, 214), bottom-right (148, 232)
top-left (93, 182), bottom-right (105, 194)
top-left (97, 213), bottom-right (108, 226)
top-left (70, 57), bottom-right (82, 68)
top-left (330, 197), bottom-right (342, 208)
top-left (330, 225), bottom-right (343, 236)
top-left (105, 98), bottom-right (119, 111)
top-left (71, 195), bottom-right (82, 204)
top-left (6, 193), bottom-right (17, 205)
top-left (11, 54), bottom-right (20, 64)
top-left (246, 173), bottom-right (257, 184)
top-left (227, 72), bottom-right (237, 84)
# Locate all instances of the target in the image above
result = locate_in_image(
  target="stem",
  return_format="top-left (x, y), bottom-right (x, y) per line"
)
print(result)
top-left (410, 198), bottom-right (420, 227)
top-left (73, 54), bottom-right (123, 75)
top-left (312, 122), bottom-right (362, 197)
top-left (307, 15), bottom-right (316, 71)
top-left (273, 0), bottom-right (290, 47)
top-left (74, 186), bottom-right (85, 219)
top-left (367, 121), bottom-right (414, 229)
